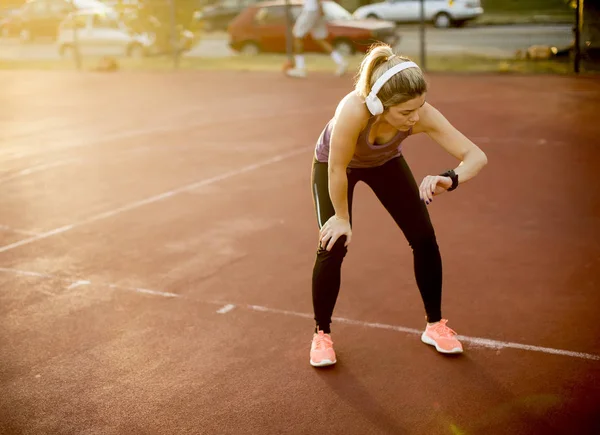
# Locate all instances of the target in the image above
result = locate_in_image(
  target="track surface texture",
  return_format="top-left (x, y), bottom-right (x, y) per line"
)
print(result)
top-left (1, 70), bottom-right (599, 435)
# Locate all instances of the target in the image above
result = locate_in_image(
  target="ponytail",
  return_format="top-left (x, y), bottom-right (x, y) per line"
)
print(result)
top-left (354, 43), bottom-right (427, 108)
top-left (354, 44), bottom-right (394, 99)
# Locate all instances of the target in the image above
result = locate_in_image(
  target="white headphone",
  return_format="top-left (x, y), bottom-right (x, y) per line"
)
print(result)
top-left (365, 61), bottom-right (420, 116)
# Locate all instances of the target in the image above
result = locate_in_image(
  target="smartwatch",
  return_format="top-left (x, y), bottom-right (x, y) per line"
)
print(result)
top-left (439, 169), bottom-right (459, 191)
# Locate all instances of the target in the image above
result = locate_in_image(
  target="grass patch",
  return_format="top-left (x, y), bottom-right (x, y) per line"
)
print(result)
top-left (475, 13), bottom-right (573, 25)
top-left (481, 0), bottom-right (572, 14)
top-left (478, 0), bottom-right (574, 24)
top-left (0, 52), bottom-right (587, 75)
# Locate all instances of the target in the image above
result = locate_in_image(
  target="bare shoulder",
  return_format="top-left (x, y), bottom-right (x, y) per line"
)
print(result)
top-left (334, 91), bottom-right (370, 132)
top-left (328, 91), bottom-right (367, 167)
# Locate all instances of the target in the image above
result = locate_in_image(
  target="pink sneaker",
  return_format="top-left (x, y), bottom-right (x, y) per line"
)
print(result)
top-left (310, 330), bottom-right (336, 367)
top-left (421, 319), bottom-right (463, 354)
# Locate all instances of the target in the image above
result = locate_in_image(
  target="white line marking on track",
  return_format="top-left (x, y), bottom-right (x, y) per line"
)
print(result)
top-left (105, 284), bottom-right (179, 298)
top-left (0, 145), bottom-right (168, 187)
top-left (0, 142), bottom-right (178, 185)
top-left (0, 107), bottom-right (330, 159)
top-left (0, 268), bottom-right (180, 298)
top-left (216, 304), bottom-right (236, 314)
top-left (132, 287), bottom-right (180, 298)
top-left (0, 268), bottom-right (54, 279)
top-left (0, 159), bottom-right (80, 184)
top-left (66, 280), bottom-right (90, 290)
top-left (0, 225), bottom-right (40, 237)
top-left (0, 147), bottom-right (309, 254)
top-left (244, 305), bottom-right (600, 362)
top-left (0, 224), bottom-right (74, 254)
top-left (1, 267), bottom-right (598, 362)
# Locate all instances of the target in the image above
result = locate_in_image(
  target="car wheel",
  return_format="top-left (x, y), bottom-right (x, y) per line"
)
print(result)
top-left (434, 12), bottom-right (451, 28)
top-left (334, 40), bottom-right (354, 56)
top-left (366, 13), bottom-right (380, 20)
top-left (128, 43), bottom-right (145, 58)
top-left (240, 41), bottom-right (260, 56)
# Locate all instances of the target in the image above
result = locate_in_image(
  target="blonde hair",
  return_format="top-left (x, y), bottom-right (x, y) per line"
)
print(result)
top-left (355, 43), bottom-right (427, 109)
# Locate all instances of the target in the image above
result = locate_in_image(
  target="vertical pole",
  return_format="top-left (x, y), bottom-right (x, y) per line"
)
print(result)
top-left (574, 0), bottom-right (581, 73)
top-left (284, 0), bottom-right (294, 65)
top-left (419, 0), bottom-right (426, 70)
top-left (169, 0), bottom-right (179, 69)
top-left (70, 6), bottom-right (81, 70)
top-left (73, 20), bottom-right (81, 70)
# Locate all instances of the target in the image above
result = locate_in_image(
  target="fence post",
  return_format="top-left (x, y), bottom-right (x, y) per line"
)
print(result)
top-left (574, 0), bottom-right (582, 73)
top-left (284, 0), bottom-right (294, 65)
top-left (169, 0), bottom-right (180, 69)
top-left (419, 0), bottom-right (426, 70)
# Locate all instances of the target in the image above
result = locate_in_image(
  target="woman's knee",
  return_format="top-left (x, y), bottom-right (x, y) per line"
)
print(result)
top-left (317, 236), bottom-right (348, 261)
top-left (409, 233), bottom-right (439, 252)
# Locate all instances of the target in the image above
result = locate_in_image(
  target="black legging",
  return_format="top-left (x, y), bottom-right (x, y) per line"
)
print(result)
top-left (311, 156), bottom-right (443, 333)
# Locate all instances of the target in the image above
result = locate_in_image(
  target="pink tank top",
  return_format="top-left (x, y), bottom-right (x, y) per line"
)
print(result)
top-left (315, 116), bottom-right (411, 168)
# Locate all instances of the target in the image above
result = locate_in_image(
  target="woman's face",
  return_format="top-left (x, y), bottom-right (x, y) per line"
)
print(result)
top-left (382, 94), bottom-right (426, 130)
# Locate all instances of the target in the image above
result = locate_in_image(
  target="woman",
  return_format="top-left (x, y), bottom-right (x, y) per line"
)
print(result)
top-left (309, 43), bottom-right (488, 367)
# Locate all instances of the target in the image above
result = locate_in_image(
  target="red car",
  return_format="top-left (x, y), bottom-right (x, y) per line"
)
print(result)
top-left (227, 0), bottom-right (400, 56)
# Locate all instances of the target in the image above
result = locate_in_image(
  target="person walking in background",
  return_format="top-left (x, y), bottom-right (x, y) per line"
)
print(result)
top-left (286, 0), bottom-right (347, 78)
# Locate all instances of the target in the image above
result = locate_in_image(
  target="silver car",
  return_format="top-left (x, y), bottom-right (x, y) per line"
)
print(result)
top-left (57, 10), bottom-right (152, 58)
top-left (353, 0), bottom-right (484, 28)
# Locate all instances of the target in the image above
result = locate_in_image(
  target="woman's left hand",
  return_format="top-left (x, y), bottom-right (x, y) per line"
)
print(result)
top-left (419, 175), bottom-right (452, 205)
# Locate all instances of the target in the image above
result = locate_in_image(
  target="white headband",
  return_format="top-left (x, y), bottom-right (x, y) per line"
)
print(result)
top-left (369, 61), bottom-right (420, 97)
top-left (365, 61), bottom-right (420, 115)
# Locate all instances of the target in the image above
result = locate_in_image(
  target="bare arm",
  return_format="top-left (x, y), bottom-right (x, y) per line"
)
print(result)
top-left (417, 103), bottom-right (488, 184)
top-left (413, 103), bottom-right (488, 202)
top-left (327, 94), bottom-right (366, 219)
top-left (318, 93), bottom-right (368, 250)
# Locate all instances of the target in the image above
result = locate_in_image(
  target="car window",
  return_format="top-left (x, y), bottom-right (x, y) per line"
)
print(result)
top-left (23, 0), bottom-right (48, 15)
top-left (92, 14), bottom-right (120, 29)
top-left (72, 0), bottom-right (111, 9)
top-left (254, 5), bottom-right (287, 25)
top-left (321, 1), bottom-right (352, 20)
top-left (255, 2), bottom-right (349, 25)
top-left (48, 0), bottom-right (70, 14)
top-left (220, 0), bottom-right (254, 8)
top-left (60, 13), bottom-right (87, 29)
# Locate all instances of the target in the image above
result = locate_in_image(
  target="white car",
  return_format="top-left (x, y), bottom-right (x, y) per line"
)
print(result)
top-left (353, 0), bottom-right (484, 28)
top-left (57, 10), bottom-right (152, 58)
top-left (70, 0), bottom-right (115, 10)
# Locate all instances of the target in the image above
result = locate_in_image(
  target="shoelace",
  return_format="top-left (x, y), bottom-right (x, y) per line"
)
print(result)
top-left (432, 320), bottom-right (457, 338)
top-left (313, 334), bottom-right (333, 350)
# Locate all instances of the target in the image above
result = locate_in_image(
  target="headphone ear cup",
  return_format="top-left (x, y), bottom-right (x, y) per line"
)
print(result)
top-left (366, 94), bottom-right (383, 116)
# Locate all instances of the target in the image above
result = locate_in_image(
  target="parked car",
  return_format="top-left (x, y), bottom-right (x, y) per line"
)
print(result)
top-left (0, 8), bottom-right (22, 38)
top-left (194, 0), bottom-right (259, 32)
top-left (0, 0), bottom-right (114, 42)
top-left (57, 9), bottom-right (153, 58)
top-left (228, 0), bottom-right (399, 55)
top-left (353, 0), bottom-right (483, 28)
top-left (57, 9), bottom-right (195, 58)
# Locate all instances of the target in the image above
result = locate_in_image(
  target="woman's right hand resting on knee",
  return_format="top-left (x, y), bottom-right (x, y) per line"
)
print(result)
top-left (319, 216), bottom-right (352, 251)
